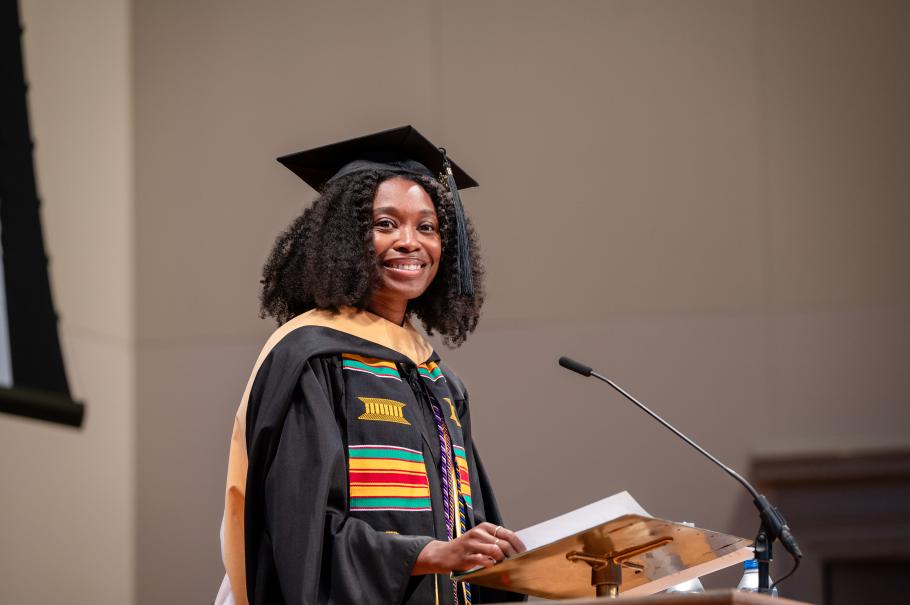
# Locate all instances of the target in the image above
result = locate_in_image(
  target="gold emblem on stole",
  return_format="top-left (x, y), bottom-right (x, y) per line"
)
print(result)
top-left (444, 397), bottom-right (461, 428)
top-left (357, 397), bottom-right (411, 425)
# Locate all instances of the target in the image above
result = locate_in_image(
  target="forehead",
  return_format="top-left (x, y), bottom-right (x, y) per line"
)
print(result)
top-left (372, 177), bottom-right (436, 214)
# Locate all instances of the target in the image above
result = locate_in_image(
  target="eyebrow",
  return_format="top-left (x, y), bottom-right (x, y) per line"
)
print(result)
top-left (373, 206), bottom-right (438, 218)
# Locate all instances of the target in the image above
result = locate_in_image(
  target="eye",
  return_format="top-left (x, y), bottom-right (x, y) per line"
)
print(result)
top-left (419, 221), bottom-right (438, 233)
top-left (374, 218), bottom-right (396, 229)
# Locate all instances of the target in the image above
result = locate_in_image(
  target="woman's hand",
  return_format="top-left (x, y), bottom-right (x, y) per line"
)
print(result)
top-left (412, 522), bottom-right (526, 575)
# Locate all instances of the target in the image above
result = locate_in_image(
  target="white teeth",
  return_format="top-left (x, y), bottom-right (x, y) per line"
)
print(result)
top-left (387, 263), bottom-right (421, 271)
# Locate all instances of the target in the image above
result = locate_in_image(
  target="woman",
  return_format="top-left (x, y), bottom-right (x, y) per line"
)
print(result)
top-left (216, 127), bottom-right (525, 605)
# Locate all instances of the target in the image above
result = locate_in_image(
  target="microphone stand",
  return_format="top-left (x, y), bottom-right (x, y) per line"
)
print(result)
top-left (558, 356), bottom-right (802, 594)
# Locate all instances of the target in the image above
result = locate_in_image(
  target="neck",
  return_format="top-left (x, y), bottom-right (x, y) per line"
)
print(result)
top-left (367, 300), bottom-right (407, 326)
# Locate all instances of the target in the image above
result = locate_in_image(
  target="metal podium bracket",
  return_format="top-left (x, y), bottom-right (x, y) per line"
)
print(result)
top-left (566, 537), bottom-right (674, 598)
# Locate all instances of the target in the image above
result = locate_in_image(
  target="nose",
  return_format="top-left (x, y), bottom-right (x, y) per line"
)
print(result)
top-left (394, 224), bottom-right (421, 252)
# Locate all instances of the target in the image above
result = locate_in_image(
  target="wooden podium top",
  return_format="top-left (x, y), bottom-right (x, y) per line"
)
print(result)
top-left (504, 589), bottom-right (811, 605)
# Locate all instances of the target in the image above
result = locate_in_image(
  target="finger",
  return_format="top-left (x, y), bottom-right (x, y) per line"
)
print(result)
top-left (467, 526), bottom-right (497, 546)
top-left (474, 553), bottom-right (496, 568)
top-left (495, 538), bottom-right (517, 558)
top-left (493, 527), bottom-right (526, 554)
top-left (454, 553), bottom-right (492, 571)
top-left (473, 540), bottom-right (505, 562)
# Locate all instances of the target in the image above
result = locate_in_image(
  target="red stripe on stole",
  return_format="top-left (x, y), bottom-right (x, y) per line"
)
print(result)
top-left (349, 471), bottom-right (429, 486)
top-left (459, 468), bottom-right (469, 482)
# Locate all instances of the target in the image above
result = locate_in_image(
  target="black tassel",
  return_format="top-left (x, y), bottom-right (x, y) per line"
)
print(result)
top-left (439, 149), bottom-right (473, 296)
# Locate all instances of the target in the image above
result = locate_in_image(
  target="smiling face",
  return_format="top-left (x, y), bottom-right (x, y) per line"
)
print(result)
top-left (367, 177), bottom-right (442, 324)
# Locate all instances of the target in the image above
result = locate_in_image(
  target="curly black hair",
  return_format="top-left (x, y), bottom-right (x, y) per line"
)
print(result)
top-left (260, 170), bottom-right (485, 347)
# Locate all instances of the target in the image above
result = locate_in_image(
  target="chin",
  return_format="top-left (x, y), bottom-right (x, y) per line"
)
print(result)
top-left (399, 287), bottom-right (430, 301)
top-left (374, 284), bottom-right (427, 307)
top-left (382, 279), bottom-right (430, 298)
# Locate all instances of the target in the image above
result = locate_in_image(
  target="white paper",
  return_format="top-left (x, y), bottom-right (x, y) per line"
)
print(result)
top-left (514, 490), bottom-right (650, 552)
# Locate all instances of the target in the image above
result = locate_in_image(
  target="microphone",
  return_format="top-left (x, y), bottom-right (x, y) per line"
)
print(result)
top-left (558, 356), bottom-right (592, 377)
top-left (558, 355), bottom-right (803, 589)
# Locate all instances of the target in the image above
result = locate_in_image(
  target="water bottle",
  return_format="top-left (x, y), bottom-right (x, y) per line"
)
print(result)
top-left (664, 523), bottom-right (705, 594)
top-left (737, 558), bottom-right (779, 597)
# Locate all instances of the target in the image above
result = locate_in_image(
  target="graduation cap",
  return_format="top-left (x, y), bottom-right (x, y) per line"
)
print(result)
top-left (277, 125), bottom-right (477, 296)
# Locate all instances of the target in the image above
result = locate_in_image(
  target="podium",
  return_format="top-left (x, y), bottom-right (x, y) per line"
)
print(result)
top-left (502, 589), bottom-right (811, 604)
top-left (452, 489), bottom-right (799, 601)
top-left (452, 492), bottom-right (813, 601)
top-left (457, 512), bottom-right (753, 599)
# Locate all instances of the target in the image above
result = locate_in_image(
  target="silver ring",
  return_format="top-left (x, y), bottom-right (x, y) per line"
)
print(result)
top-left (493, 525), bottom-right (502, 538)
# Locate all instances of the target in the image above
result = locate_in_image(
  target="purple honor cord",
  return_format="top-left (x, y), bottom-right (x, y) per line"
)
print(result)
top-left (429, 396), bottom-right (460, 604)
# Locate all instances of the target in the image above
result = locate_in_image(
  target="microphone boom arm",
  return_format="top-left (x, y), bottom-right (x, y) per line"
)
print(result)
top-left (589, 367), bottom-right (760, 501)
top-left (558, 356), bottom-right (803, 594)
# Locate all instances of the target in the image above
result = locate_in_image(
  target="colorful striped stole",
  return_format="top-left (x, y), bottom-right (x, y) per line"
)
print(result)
top-left (452, 445), bottom-right (472, 509)
top-left (348, 445), bottom-right (431, 511)
top-left (418, 360), bottom-right (444, 382)
top-left (342, 353), bottom-right (402, 381)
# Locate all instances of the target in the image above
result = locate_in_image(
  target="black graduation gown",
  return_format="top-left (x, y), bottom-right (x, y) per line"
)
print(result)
top-left (240, 321), bottom-right (523, 605)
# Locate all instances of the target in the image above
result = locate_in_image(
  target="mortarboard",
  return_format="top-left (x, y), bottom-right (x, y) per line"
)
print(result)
top-left (277, 125), bottom-right (477, 296)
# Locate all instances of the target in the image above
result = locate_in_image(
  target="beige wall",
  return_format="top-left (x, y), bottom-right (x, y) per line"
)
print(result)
top-left (0, 0), bottom-right (134, 603)
top-left (133, 2), bottom-right (910, 602)
top-left (2, 1), bottom-right (908, 603)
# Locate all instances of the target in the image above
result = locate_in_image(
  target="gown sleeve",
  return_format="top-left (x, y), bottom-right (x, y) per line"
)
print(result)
top-left (245, 350), bottom-right (433, 604)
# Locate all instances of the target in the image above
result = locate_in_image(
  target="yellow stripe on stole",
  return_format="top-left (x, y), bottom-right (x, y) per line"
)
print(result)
top-left (349, 485), bottom-right (431, 497)
top-left (348, 458), bottom-right (427, 473)
top-left (456, 455), bottom-right (472, 497)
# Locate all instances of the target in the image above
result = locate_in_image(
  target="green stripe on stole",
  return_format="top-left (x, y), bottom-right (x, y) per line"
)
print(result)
top-left (351, 497), bottom-right (432, 508)
top-left (348, 447), bottom-right (424, 462)
top-left (342, 359), bottom-right (401, 377)
top-left (418, 366), bottom-right (442, 379)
